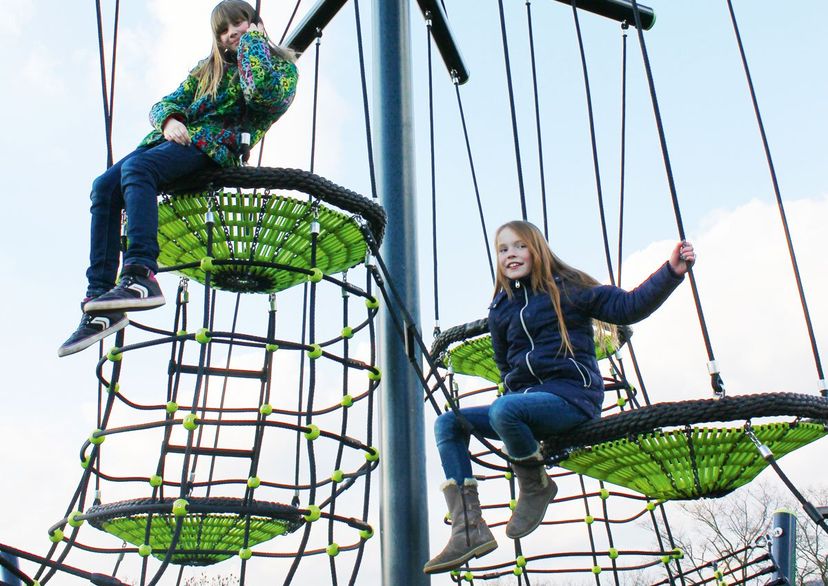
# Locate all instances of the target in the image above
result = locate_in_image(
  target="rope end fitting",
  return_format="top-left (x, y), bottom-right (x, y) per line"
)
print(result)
top-left (707, 360), bottom-right (725, 398)
top-left (818, 378), bottom-right (827, 397)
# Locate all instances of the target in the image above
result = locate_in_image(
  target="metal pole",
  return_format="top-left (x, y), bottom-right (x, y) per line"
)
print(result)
top-left (0, 552), bottom-right (22, 586)
top-left (373, 0), bottom-right (430, 584)
top-left (771, 509), bottom-right (796, 584)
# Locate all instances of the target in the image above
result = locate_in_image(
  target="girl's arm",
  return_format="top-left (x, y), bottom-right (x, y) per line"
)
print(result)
top-left (487, 310), bottom-right (510, 383)
top-left (581, 242), bottom-right (694, 325)
top-left (237, 29), bottom-right (298, 118)
top-left (147, 73), bottom-right (199, 134)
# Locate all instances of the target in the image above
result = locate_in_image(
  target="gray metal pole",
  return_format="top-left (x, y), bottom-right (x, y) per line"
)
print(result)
top-left (373, 0), bottom-right (430, 584)
top-left (771, 509), bottom-right (796, 584)
top-left (0, 552), bottom-right (22, 586)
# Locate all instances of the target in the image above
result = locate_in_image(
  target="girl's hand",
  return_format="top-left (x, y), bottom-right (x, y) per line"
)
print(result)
top-left (248, 21), bottom-right (263, 34)
top-left (669, 241), bottom-right (695, 276)
top-left (162, 117), bottom-right (191, 146)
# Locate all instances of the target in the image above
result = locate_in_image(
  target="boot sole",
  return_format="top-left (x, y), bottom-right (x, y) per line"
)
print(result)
top-left (422, 539), bottom-right (498, 574)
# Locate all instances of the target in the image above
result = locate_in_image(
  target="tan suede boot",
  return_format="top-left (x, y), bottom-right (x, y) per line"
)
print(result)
top-left (423, 479), bottom-right (498, 574)
top-left (505, 453), bottom-right (558, 539)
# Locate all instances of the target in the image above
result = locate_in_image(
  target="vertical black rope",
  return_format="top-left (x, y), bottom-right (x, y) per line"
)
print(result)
top-left (629, 0), bottom-right (724, 396)
top-left (279, 0), bottom-right (304, 45)
top-left (94, 0), bottom-right (114, 167)
top-left (107, 0), bottom-right (120, 161)
top-left (617, 24), bottom-right (629, 287)
top-left (570, 1), bottom-right (616, 285)
top-left (496, 0), bottom-right (528, 219)
top-left (426, 14), bottom-right (441, 332)
top-left (353, 0), bottom-right (379, 199)
top-left (309, 32), bottom-right (322, 173)
top-left (725, 0), bottom-right (825, 387)
top-left (525, 0), bottom-right (550, 238)
top-left (453, 83), bottom-right (495, 283)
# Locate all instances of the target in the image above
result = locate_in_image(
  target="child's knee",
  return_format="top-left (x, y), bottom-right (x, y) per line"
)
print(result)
top-left (434, 411), bottom-right (459, 440)
top-left (488, 396), bottom-right (516, 429)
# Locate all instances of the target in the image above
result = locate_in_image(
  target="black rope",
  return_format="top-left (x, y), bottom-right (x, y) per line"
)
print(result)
top-left (496, 0), bottom-right (528, 219)
top-left (309, 31), bottom-right (322, 173)
top-left (353, 0), bottom-right (379, 200)
top-left (570, 1), bottom-right (616, 285)
top-left (724, 0), bottom-right (824, 387)
top-left (525, 0), bottom-right (550, 239)
top-left (617, 24), bottom-right (629, 287)
top-left (629, 0), bottom-right (724, 396)
top-left (426, 14), bottom-right (441, 332)
top-left (94, 0), bottom-right (115, 168)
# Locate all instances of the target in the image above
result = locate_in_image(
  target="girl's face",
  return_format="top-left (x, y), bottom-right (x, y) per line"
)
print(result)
top-left (497, 227), bottom-right (533, 281)
top-left (219, 19), bottom-right (251, 51)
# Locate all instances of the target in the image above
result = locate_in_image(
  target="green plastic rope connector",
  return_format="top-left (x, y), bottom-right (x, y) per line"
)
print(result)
top-left (48, 529), bottom-right (64, 544)
top-left (89, 429), bottom-right (105, 445)
top-left (303, 505), bottom-right (321, 522)
top-left (307, 344), bottom-right (323, 359)
top-left (107, 347), bottom-right (122, 362)
top-left (149, 475), bottom-right (163, 488)
top-left (326, 543), bottom-right (340, 557)
top-left (365, 296), bottom-right (379, 309)
top-left (247, 476), bottom-right (261, 488)
top-left (259, 403), bottom-right (273, 416)
top-left (304, 424), bottom-right (321, 440)
top-left (176, 330), bottom-right (188, 338)
top-left (497, 382), bottom-right (505, 396)
top-left (308, 268), bottom-right (324, 283)
top-left (646, 501), bottom-right (656, 511)
top-left (341, 326), bottom-right (354, 339)
top-left (331, 470), bottom-right (344, 483)
top-left (340, 394), bottom-right (353, 408)
top-left (200, 256), bottom-right (214, 271)
top-left (585, 515), bottom-right (595, 525)
top-left (513, 567), bottom-right (523, 576)
top-left (365, 447), bottom-right (379, 462)
top-left (450, 570), bottom-right (460, 578)
top-left (138, 543), bottom-right (152, 557)
top-left (463, 571), bottom-right (473, 582)
top-left (359, 527), bottom-right (374, 540)
top-left (107, 382), bottom-right (120, 394)
top-left (617, 396), bottom-right (627, 407)
top-left (67, 511), bottom-right (84, 528)
top-left (504, 471), bottom-right (513, 480)
top-left (265, 343), bottom-right (279, 352)
top-left (608, 548), bottom-right (619, 559)
top-left (672, 548), bottom-right (684, 560)
top-left (599, 488), bottom-right (610, 500)
top-left (509, 499), bottom-right (517, 511)
top-left (516, 555), bottom-right (526, 567)
top-left (165, 401), bottom-right (179, 414)
top-left (239, 547), bottom-right (253, 560)
top-left (195, 328), bottom-right (212, 344)
top-left (367, 368), bottom-right (382, 381)
top-left (81, 455), bottom-right (91, 469)
top-left (172, 498), bottom-right (189, 517)
top-left (183, 413), bottom-right (198, 431)
top-left (592, 565), bottom-right (602, 575)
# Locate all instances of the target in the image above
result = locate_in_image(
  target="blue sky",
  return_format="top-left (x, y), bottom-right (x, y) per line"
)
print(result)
top-left (1, 1), bottom-right (826, 584)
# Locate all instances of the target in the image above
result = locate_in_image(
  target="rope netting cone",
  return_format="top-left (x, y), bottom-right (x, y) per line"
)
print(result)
top-left (23, 168), bottom-right (386, 585)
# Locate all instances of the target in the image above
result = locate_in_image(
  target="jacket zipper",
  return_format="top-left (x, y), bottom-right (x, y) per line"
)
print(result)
top-left (518, 286), bottom-right (544, 387)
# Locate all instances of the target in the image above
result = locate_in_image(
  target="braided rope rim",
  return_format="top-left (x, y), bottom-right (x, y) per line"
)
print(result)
top-left (162, 166), bottom-right (386, 244)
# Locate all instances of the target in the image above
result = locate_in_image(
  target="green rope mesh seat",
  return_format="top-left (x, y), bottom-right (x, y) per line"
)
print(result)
top-left (430, 319), bottom-right (627, 384)
top-left (157, 167), bottom-right (386, 294)
top-left (86, 497), bottom-right (303, 566)
top-left (542, 393), bottom-right (828, 500)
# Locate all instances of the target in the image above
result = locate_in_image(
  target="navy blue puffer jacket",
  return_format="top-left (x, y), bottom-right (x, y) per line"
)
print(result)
top-left (488, 262), bottom-right (684, 418)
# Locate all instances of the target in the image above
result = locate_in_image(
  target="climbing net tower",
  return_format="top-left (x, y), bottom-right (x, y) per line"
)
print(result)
top-left (3, 169), bottom-right (387, 585)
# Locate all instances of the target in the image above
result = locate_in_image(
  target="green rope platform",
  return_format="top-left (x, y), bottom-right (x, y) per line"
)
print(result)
top-left (559, 421), bottom-right (826, 500)
top-left (86, 497), bottom-right (303, 566)
top-left (542, 392), bottom-right (828, 500)
top-left (431, 319), bottom-right (627, 384)
top-left (157, 167), bottom-right (386, 293)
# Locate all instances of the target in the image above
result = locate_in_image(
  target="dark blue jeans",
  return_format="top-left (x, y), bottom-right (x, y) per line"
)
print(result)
top-left (434, 390), bottom-right (592, 484)
top-left (85, 141), bottom-right (214, 298)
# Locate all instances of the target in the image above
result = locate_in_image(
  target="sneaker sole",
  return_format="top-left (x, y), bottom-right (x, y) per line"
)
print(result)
top-left (422, 539), bottom-right (498, 574)
top-left (57, 316), bottom-right (129, 358)
top-left (84, 297), bottom-right (165, 313)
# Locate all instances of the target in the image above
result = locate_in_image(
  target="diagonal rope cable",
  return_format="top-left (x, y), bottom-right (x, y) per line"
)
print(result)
top-left (496, 0), bottom-right (528, 219)
top-left (617, 23), bottom-right (629, 287)
top-left (724, 0), bottom-right (825, 390)
top-left (570, 1), bottom-right (616, 285)
top-left (426, 14), bottom-right (441, 332)
top-left (629, 0), bottom-right (724, 396)
top-left (525, 0), bottom-right (551, 238)
top-left (353, 0), bottom-right (379, 200)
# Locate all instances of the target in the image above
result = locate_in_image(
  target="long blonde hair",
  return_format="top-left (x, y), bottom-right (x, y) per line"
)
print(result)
top-left (193, 0), bottom-right (297, 101)
top-left (493, 220), bottom-right (617, 357)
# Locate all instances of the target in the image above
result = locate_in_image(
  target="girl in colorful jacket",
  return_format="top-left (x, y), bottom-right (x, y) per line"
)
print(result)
top-left (425, 220), bottom-right (695, 574)
top-left (59, 0), bottom-right (298, 357)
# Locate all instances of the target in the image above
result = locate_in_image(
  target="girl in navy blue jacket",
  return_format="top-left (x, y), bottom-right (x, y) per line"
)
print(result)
top-left (424, 220), bottom-right (695, 574)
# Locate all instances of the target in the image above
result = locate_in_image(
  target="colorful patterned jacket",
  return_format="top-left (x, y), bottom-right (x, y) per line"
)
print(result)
top-left (138, 30), bottom-right (298, 168)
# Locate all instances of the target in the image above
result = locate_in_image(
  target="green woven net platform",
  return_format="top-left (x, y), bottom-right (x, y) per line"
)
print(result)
top-left (157, 191), bottom-right (369, 294)
top-left (87, 497), bottom-right (303, 565)
top-left (558, 421), bottom-right (827, 500)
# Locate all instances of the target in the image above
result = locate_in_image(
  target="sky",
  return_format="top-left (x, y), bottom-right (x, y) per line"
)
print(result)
top-left (0, 0), bottom-right (827, 584)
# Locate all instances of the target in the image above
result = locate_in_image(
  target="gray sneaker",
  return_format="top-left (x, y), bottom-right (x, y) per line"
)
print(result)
top-left (84, 265), bottom-right (165, 313)
top-left (58, 311), bottom-right (128, 357)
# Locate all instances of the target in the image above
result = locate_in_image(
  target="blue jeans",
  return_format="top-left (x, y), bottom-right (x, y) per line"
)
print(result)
top-left (434, 390), bottom-right (593, 484)
top-left (85, 141), bottom-right (214, 298)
